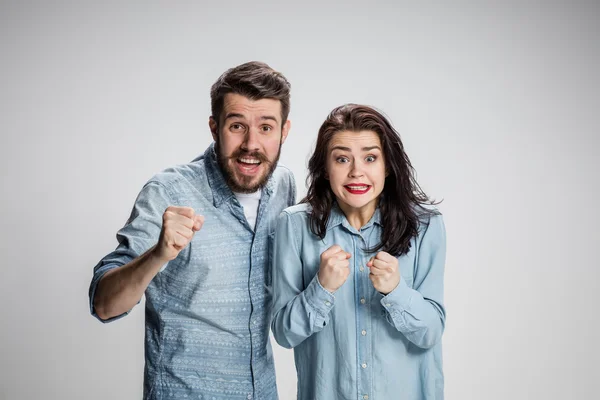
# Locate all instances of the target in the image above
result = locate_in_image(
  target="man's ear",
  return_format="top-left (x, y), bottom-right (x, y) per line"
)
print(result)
top-left (281, 120), bottom-right (291, 144)
top-left (209, 117), bottom-right (218, 141)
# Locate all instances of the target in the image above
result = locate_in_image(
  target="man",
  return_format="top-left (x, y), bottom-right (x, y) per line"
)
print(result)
top-left (89, 61), bottom-right (295, 400)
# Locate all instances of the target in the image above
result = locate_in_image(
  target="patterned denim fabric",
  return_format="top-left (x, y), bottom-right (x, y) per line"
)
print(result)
top-left (90, 142), bottom-right (296, 400)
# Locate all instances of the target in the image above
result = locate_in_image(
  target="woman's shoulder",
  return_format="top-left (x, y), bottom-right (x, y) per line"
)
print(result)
top-left (410, 204), bottom-right (443, 233)
top-left (276, 203), bottom-right (314, 236)
top-left (413, 205), bottom-right (445, 240)
top-left (281, 203), bottom-right (312, 219)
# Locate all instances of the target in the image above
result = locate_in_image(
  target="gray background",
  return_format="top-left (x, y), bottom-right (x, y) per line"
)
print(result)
top-left (1, 1), bottom-right (599, 399)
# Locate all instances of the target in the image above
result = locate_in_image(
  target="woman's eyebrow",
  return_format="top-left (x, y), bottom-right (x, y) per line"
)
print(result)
top-left (330, 145), bottom-right (351, 152)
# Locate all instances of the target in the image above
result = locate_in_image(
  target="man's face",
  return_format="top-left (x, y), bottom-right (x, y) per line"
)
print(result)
top-left (210, 93), bottom-right (290, 193)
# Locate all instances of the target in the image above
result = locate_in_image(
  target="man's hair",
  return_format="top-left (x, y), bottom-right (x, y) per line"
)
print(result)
top-left (302, 104), bottom-right (439, 257)
top-left (210, 61), bottom-right (291, 126)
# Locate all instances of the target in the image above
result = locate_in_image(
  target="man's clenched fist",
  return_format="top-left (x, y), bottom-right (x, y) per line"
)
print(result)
top-left (153, 206), bottom-right (204, 262)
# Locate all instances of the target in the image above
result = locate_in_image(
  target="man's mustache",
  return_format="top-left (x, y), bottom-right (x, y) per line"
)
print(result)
top-left (228, 149), bottom-right (270, 164)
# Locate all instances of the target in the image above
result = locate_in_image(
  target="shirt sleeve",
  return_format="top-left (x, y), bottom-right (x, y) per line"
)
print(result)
top-left (270, 211), bottom-right (335, 349)
top-left (380, 213), bottom-right (447, 349)
top-left (88, 181), bottom-right (172, 323)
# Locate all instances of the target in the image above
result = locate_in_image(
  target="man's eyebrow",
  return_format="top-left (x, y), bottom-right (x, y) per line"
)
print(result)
top-left (260, 115), bottom-right (279, 123)
top-left (223, 113), bottom-right (279, 123)
top-left (223, 113), bottom-right (245, 121)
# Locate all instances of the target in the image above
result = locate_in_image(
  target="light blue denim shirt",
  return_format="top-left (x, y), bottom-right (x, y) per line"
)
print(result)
top-left (271, 204), bottom-right (446, 400)
top-left (89, 142), bottom-right (296, 400)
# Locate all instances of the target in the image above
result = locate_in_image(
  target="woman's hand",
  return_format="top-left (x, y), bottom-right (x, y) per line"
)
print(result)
top-left (367, 251), bottom-right (400, 295)
top-left (317, 245), bottom-right (351, 293)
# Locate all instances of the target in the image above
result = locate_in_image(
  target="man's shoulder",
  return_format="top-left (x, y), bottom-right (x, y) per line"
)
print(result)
top-left (268, 163), bottom-right (296, 202)
top-left (146, 158), bottom-right (208, 192)
top-left (271, 163), bottom-right (295, 183)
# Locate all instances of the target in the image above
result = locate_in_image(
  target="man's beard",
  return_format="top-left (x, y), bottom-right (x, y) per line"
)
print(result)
top-left (215, 139), bottom-right (282, 194)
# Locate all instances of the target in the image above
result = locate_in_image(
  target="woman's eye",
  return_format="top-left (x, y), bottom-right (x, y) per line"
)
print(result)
top-left (365, 155), bottom-right (376, 162)
top-left (336, 157), bottom-right (349, 163)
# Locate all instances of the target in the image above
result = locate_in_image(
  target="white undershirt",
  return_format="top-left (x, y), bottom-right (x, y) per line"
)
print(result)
top-left (233, 190), bottom-right (262, 231)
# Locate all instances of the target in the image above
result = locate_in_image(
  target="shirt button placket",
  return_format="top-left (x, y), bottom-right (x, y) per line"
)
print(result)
top-left (357, 248), bottom-right (370, 400)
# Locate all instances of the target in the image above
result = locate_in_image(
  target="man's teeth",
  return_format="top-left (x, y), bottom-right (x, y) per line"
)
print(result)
top-left (347, 185), bottom-right (368, 190)
top-left (239, 158), bottom-right (260, 164)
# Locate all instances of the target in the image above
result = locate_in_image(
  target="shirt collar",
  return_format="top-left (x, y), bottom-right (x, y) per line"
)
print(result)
top-left (326, 202), bottom-right (383, 232)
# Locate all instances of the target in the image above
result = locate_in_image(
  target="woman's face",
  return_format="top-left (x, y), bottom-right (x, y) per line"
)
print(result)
top-left (326, 130), bottom-right (386, 216)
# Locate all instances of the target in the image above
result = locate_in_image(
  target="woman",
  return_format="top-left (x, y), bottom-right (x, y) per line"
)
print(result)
top-left (271, 104), bottom-right (446, 400)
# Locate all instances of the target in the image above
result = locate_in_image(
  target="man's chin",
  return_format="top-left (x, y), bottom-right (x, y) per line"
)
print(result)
top-left (216, 149), bottom-right (280, 194)
top-left (230, 172), bottom-right (267, 193)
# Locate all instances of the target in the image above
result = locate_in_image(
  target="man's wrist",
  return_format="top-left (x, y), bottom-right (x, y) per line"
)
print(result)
top-left (147, 245), bottom-right (170, 268)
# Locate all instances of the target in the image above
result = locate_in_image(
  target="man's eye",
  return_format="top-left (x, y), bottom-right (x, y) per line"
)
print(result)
top-left (231, 124), bottom-right (244, 131)
top-left (261, 125), bottom-right (273, 132)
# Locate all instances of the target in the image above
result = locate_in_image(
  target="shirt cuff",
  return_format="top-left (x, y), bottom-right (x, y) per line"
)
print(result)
top-left (380, 277), bottom-right (413, 313)
top-left (89, 264), bottom-right (130, 323)
top-left (303, 274), bottom-right (335, 327)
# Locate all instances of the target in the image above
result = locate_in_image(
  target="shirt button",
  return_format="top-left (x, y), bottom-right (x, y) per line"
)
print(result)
top-left (253, 320), bottom-right (257, 324)
top-left (386, 303), bottom-right (391, 307)
top-left (359, 267), bottom-right (364, 272)
top-left (361, 363), bottom-right (367, 369)
top-left (360, 298), bottom-right (365, 304)
top-left (325, 301), bottom-right (331, 306)
top-left (361, 330), bottom-right (367, 336)
top-left (363, 395), bottom-right (369, 400)
top-left (247, 394), bottom-right (253, 400)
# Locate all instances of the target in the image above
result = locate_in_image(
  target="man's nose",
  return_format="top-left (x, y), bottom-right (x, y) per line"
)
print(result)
top-left (241, 128), bottom-right (260, 152)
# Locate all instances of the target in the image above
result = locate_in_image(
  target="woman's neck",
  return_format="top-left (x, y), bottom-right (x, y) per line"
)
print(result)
top-left (337, 201), bottom-right (377, 230)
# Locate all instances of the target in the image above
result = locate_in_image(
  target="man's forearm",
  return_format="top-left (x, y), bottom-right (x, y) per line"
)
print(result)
top-left (93, 245), bottom-right (166, 320)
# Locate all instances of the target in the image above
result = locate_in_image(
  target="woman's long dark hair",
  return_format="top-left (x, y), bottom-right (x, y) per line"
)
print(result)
top-left (301, 104), bottom-right (439, 257)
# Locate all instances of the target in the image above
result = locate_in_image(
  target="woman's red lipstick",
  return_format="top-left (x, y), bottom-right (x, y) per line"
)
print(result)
top-left (343, 185), bottom-right (371, 194)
